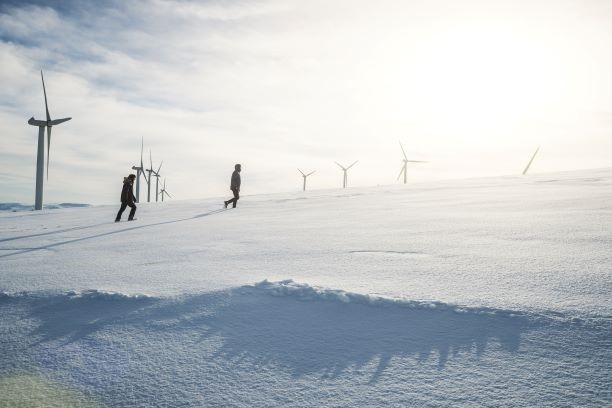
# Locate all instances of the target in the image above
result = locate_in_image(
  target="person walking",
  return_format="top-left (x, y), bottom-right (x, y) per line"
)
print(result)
top-left (224, 164), bottom-right (242, 208)
top-left (115, 174), bottom-right (137, 222)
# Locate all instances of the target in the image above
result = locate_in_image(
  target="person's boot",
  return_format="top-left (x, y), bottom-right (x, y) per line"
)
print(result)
top-left (115, 218), bottom-right (120, 222)
top-left (224, 201), bottom-right (228, 208)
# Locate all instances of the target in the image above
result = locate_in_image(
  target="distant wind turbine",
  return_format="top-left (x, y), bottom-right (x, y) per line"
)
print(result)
top-left (298, 169), bottom-right (316, 191)
top-left (522, 146), bottom-right (540, 175)
top-left (145, 150), bottom-right (155, 202)
top-left (152, 161), bottom-right (163, 202)
top-left (397, 142), bottom-right (427, 184)
top-left (159, 178), bottom-right (172, 202)
top-left (131, 137), bottom-right (147, 202)
top-left (334, 161), bottom-right (358, 188)
top-left (27, 71), bottom-right (72, 210)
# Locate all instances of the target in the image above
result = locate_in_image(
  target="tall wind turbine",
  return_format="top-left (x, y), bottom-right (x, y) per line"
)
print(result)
top-left (152, 161), bottom-right (163, 202)
top-left (397, 142), bottom-right (427, 184)
top-left (334, 161), bottom-right (358, 188)
top-left (297, 169), bottom-right (316, 191)
top-left (145, 150), bottom-right (155, 202)
top-left (27, 71), bottom-right (72, 210)
top-left (131, 137), bottom-right (147, 202)
top-left (522, 146), bottom-right (540, 175)
top-left (159, 178), bottom-right (172, 202)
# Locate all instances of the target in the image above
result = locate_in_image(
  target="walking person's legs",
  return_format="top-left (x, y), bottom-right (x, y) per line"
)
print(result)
top-left (230, 188), bottom-right (239, 208)
top-left (128, 203), bottom-right (137, 220)
top-left (115, 202), bottom-right (128, 221)
top-left (224, 188), bottom-right (240, 208)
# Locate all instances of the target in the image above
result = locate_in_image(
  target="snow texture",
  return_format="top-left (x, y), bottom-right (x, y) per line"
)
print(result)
top-left (1, 169), bottom-right (611, 406)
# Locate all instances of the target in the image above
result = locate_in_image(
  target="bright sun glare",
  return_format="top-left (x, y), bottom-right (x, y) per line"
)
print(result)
top-left (415, 26), bottom-right (562, 131)
top-left (363, 20), bottom-right (571, 145)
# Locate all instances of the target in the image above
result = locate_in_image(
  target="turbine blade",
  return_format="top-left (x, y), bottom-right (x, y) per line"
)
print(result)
top-left (522, 146), bottom-right (540, 175)
top-left (406, 160), bottom-right (428, 163)
top-left (306, 170), bottom-right (316, 177)
top-left (46, 126), bottom-right (52, 180)
top-left (399, 141), bottom-right (408, 160)
top-left (41, 71), bottom-right (51, 122)
top-left (334, 161), bottom-right (344, 170)
top-left (298, 168), bottom-right (305, 176)
top-left (149, 150), bottom-right (152, 170)
top-left (347, 160), bottom-right (358, 169)
top-left (49, 118), bottom-right (71, 125)
top-left (166, 191), bottom-right (172, 198)
top-left (163, 178), bottom-right (166, 189)
top-left (157, 160), bottom-right (163, 174)
top-left (396, 165), bottom-right (405, 181)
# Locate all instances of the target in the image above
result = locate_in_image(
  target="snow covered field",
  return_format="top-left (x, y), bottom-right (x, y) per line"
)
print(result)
top-left (1, 169), bottom-right (611, 407)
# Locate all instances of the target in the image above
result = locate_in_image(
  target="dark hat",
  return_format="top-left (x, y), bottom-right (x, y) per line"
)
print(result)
top-left (235, 163), bottom-right (241, 170)
top-left (128, 174), bottom-right (136, 179)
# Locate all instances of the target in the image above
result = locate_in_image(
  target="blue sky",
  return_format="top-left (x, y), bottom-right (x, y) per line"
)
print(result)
top-left (1, 0), bottom-right (611, 204)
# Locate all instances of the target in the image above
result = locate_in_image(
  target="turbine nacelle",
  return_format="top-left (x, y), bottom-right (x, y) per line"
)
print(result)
top-left (298, 168), bottom-right (316, 191)
top-left (334, 161), bottom-right (358, 188)
top-left (159, 178), bottom-right (172, 201)
top-left (397, 141), bottom-right (427, 184)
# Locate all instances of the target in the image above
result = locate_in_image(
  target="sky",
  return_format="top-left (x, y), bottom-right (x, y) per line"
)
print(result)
top-left (0, 0), bottom-right (611, 205)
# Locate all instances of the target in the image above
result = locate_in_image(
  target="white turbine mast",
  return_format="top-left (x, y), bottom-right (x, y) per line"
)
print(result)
top-left (397, 142), bottom-right (427, 184)
top-left (522, 146), bottom-right (540, 175)
top-left (298, 168), bottom-right (316, 191)
top-left (159, 178), bottom-right (172, 202)
top-left (27, 71), bottom-right (71, 210)
top-left (334, 160), bottom-right (358, 188)
top-left (131, 137), bottom-right (148, 202)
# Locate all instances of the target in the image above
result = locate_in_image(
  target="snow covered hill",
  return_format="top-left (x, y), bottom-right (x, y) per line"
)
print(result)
top-left (1, 169), bottom-right (611, 407)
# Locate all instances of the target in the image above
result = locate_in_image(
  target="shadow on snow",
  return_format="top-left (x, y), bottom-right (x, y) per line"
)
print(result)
top-left (10, 284), bottom-right (531, 382)
top-left (0, 208), bottom-right (227, 258)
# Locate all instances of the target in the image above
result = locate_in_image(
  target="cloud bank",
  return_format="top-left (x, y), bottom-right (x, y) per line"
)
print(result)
top-left (1, 0), bottom-right (611, 204)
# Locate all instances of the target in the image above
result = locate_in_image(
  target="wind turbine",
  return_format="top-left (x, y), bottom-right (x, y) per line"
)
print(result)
top-left (131, 137), bottom-right (148, 202)
top-left (27, 71), bottom-right (72, 210)
top-left (152, 160), bottom-right (163, 202)
top-left (159, 178), bottom-right (172, 202)
top-left (334, 161), bottom-right (358, 188)
top-left (145, 150), bottom-right (155, 202)
top-left (397, 142), bottom-right (427, 184)
top-left (522, 146), bottom-right (540, 175)
top-left (297, 169), bottom-right (316, 191)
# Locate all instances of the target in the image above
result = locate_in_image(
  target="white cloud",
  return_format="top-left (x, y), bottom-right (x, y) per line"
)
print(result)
top-left (0, 0), bottom-right (611, 204)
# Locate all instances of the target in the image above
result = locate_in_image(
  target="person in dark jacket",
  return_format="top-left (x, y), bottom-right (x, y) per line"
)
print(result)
top-left (224, 164), bottom-right (242, 208)
top-left (115, 174), bottom-right (137, 222)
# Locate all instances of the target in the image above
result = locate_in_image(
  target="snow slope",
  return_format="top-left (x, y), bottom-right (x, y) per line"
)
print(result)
top-left (1, 169), bottom-right (611, 406)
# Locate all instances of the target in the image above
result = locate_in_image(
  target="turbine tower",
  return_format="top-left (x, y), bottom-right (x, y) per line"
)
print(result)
top-left (131, 137), bottom-right (147, 202)
top-left (27, 71), bottom-right (72, 210)
top-left (334, 161), bottom-right (358, 188)
top-left (145, 150), bottom-right (155, 202)
top-left (159, 178), bottom-right (172, 202)
top-left (298, 169), bottom-right (316, 191)
top-left (397, 142), bottom-right (427, 184)
top-left (522, 146), bottom-right (540, 175)
top-left (152, 161), bottom-right (163, 202)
